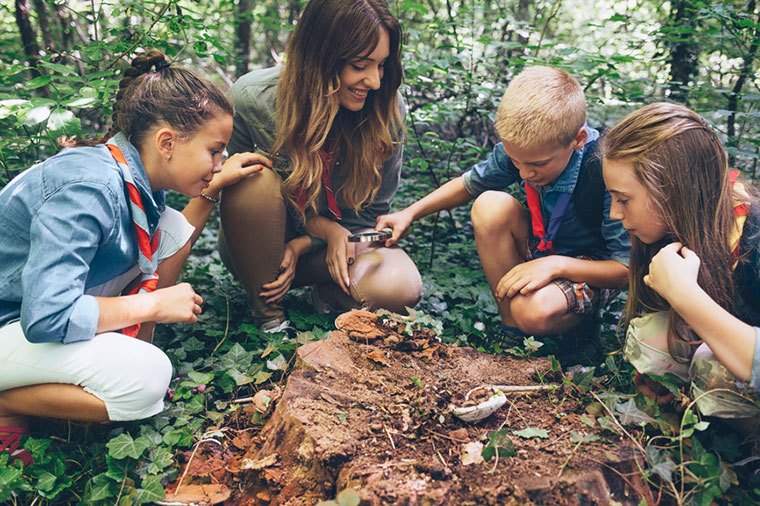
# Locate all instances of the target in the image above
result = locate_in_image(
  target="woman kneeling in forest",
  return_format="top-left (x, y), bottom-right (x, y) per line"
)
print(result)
top-left (603, 102), bottom-right (760, 424)
top-left (0, 51), bottom-right (265, 464)
top-left (219, 0), bottom-right (423, 334)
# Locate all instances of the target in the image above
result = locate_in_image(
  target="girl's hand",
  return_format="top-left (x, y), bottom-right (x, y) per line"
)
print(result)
top-left (260, 240), bottom-right (304, 303)
top-left (325, 224), bottom-right (355, 295)
top-left (375, 208), bottom-right (414, 247)
top-left (150, 283), bottom-right (203, 323)
top-left (644, 242), bottom-right (701, 302)
top-left (205, 152), bottom-right (272, 196)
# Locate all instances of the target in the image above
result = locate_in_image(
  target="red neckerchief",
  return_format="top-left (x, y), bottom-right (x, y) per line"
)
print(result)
top-left (524, 182), bottom-right (573, 254)
top-left (295, 148), bottom-right (342, 220)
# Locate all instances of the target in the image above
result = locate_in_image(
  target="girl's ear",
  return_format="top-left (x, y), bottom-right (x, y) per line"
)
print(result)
top-left (155, 127), bottom-right (177, 161)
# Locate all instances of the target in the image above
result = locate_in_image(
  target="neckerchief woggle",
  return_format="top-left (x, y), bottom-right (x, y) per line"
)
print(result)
top-left (106, 143), bottom-right (160, 337)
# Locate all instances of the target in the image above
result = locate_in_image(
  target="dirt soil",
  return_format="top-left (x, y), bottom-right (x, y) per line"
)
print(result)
top-left (167, 310), bottom-right (646, 505)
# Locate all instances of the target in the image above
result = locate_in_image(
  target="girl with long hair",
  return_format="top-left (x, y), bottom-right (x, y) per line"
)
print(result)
top-left (220, 0), bottom-right (422, 332)
top-left (602, 102), bottom-right (760, 420)
top-left (0, 50), bottom-right (266, 463)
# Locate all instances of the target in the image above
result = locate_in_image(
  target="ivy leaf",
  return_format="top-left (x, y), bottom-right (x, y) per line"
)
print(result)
top-left (35, 471), bottom-right (57, 492)
top-left (187, 370), bottom-right (214, 385)
top-left (107, 433), bottom-right (151, 460)
top-left (135, 475), bottom-right (165, 503)
top-left (615, 399), bottom-right (656, 427)
top-left (513, 427), bottom-right (549, 439)
top-left (227, 368), bottom-right (254, 386)
top-left (266, 354), bottom-right (288, 371)
top-left (87, 474), bottom-right (118, 502)
top-left (481, 429), bottom-right (516, 461)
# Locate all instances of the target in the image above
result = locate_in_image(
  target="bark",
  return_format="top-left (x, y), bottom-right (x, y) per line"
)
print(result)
top-left (235, 0), bottom-right (252, 77)
top-left (31, 0), bottom-right (54, 49)
top-left (726, 0), bottom-right (760, 165)
top-left (15, 0), bottom-right (41, 68)
top-left (666, 0), bottom-right (700, 104)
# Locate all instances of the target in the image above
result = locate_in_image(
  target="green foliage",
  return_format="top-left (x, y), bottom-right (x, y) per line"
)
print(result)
top-left (1, 0), bottom-right (759, 503)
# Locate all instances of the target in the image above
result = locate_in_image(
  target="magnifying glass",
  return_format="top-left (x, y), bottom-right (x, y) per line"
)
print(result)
top-left (348, 228), bottom-right (392, 243)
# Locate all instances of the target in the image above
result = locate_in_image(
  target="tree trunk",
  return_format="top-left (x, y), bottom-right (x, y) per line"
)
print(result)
top-left (235, 0), bottom-right (252, 77)
top-left (15, 0), bottom-right (41, 67)
top-left (726, 0), bottom-right (760, 166)
top-left (666, 0), bottom-right (700, 104)
top-left (31, 0), bottom-right (54, 50)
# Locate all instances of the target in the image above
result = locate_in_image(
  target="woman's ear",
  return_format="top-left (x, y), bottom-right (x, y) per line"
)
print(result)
top-left (155, 127), bottom-right (177, 162)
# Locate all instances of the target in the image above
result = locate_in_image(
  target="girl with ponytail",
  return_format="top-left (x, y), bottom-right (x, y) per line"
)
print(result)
top-left (219, 0), bottom-right (422, 333)
top-left (0, 50), bottom-right (266, 461)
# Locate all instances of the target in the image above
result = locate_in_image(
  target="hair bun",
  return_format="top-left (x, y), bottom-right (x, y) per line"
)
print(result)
top-left (127, 50), bottom-right (170, 77)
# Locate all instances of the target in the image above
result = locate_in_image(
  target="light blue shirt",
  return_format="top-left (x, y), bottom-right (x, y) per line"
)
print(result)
top-left (0, 133), bottom-right (164, 343)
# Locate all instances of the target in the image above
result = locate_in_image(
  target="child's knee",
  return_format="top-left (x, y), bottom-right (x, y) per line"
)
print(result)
top-left (471, 191), bottom-right (523, 234)
top-left (355, 261), bottom-right (422, 313)
top-left (509, 289), bottom-right (565, 335)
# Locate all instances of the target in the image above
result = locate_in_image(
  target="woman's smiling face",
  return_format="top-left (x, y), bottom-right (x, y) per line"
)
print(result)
top-left (337, 27), bottom-right (390, 112)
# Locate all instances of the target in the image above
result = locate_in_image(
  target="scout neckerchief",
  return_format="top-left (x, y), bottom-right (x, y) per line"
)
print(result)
top-left (729, 169), bottom-right (750, 263)
top-left (524, 185), bottom-right (573, 254)
top-left (295, 146), bottom-right (342, 220)
top-left (106, 143), bottom-right (160, 337)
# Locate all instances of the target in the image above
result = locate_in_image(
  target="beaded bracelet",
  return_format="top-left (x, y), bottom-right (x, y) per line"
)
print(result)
top-left (200, 192), bottom-right (219, 204)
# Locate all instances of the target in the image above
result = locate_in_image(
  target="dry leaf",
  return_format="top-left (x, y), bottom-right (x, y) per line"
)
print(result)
top-left (366, 349), bottom-right (390, 367)
top-left (460, 441), bottom-right (484, 466)
top-left (164, 484), bottom-right (231, 505)
top-left (241, 453), bottom-right (279, 470)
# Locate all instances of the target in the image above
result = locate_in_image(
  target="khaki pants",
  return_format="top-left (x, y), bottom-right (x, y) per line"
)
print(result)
top-left (625, 312), bottom-right (760, 419)
top-left (219, 169), bottom-right (422, 325)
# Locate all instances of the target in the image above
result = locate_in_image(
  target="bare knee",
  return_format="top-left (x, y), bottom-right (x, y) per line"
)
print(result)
top-left (221, 168), bottom-right (283, 216)
top-left (471, 191), bottom-right (523, 235)
top-left (509, 289), bottom-right (566, 336)
top-left (355, 256), bottom-right (422, 313)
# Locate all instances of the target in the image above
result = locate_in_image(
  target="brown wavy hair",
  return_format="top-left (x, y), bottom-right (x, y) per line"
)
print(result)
top-left (63, 50), bottom-right (232, 148)
top-left (602, 102), bottom-right (752, 362)
top-left (274, 0), bottom-right (404, 215)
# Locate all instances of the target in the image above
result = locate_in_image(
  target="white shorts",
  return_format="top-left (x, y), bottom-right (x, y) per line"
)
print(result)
top-left (0, 207), bottom-right (194, 421)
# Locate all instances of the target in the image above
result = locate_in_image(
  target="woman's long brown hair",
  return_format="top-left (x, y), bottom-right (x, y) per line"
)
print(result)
top-left (273, 0), bottom-right (404, 216)
top-left (602, 102), bottom-right (745, 362)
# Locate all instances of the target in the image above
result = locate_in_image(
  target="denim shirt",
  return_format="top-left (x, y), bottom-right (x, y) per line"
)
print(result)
top-left (462, 127), bottom-right (630, 265)
top-left (0, 133), bottom-right (165, 343)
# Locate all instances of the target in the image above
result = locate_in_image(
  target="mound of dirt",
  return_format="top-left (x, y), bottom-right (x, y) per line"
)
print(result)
top-left (170, 310), bottom-right (646, 505)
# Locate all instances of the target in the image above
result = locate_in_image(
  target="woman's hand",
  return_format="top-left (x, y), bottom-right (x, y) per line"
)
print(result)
top-left (149, 283), bottom-right (203, 324)
top-left (375, 208), bottom-right (414, 247)
top-left (260, 237), bottom-right (311, 303)
top-left (644, 242), bottom-right (701, 303)
top-left (325, 223), bottom-right (355, 295)
top-left (205, 152), bottom-right (272, 196)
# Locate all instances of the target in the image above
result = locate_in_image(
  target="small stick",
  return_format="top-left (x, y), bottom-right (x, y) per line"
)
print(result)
top-left (230, 396), bottom-right (254, 404)
top-left (491, 384), bottom-right (559, 393)
top-left (384, 424), bottom-right (396, 450)
top-left (557, 440), bottom-right (583, 478)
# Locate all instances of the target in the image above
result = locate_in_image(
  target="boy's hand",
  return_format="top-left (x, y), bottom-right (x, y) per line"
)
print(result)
top-left (375, 209), bottom-right (414, 247)
top-left (495, 256), bottom-right (566, 300)
top-left (644, 242), bottom-right (700, 303)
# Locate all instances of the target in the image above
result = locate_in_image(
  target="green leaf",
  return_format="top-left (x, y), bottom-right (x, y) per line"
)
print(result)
top-left (35, 471), bottom-right (57, 492)
top-left (107, 433), bottom-right (151, 460)
top-left (482, 429), bottom-right (516, 461)
top-left (266, 354), bottom-right (288, 371)
top-left (136, 475), bottom-right (165, 503)
top-left (163, 428), bottom-right (194, 448)
top-left (254, 370), bottom-right (272, 385)
top-left (26, 75), bottom-right (52, 90)
top-left (227, 368), bottom-right (254, 386)
top-left (87, 474), bottom-right (118, 502)
top-left (188, 370), bottom-right (214, 385)
top-left (513, 427), bottom-right (549, 439)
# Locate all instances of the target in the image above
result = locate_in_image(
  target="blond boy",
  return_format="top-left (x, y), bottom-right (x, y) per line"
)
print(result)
top-left (377, 66), bottom-right (630, 336)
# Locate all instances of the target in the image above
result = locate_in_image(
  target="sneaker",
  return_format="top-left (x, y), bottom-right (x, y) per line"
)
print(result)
top-left (261, 319), bottom-right (297, 338)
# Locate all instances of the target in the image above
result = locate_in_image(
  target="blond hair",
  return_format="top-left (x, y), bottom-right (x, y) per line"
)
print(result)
top-left (494, 66), bottom-right (586, 149)
top-left (274, 0), bottom-right (403, 216)
top-left (602, 102), bottom-right (742, 362)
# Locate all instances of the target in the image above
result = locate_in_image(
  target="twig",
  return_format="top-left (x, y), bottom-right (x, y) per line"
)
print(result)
top-left (384, 424), bottom-right (396, 450)
top-left (211, 294), bottom-right (231, 355)
top-left (557, 440), bottom-right (582, 478)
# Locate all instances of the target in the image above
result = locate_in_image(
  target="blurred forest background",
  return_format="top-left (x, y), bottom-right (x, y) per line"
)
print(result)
top-left (1, 0), bottom-right (759, 504)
